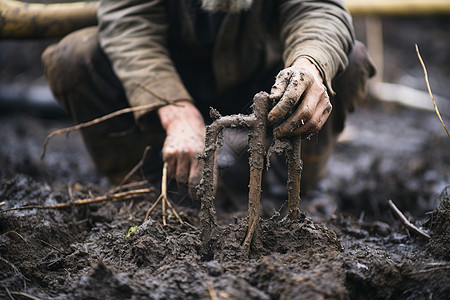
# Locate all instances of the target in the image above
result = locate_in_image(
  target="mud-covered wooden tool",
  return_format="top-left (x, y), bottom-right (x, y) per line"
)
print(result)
top-left (195, 91), bottom-right (303, 257)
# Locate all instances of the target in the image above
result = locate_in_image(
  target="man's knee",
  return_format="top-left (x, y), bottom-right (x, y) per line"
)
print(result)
top-left (41, 27), bottom-right (99, 96)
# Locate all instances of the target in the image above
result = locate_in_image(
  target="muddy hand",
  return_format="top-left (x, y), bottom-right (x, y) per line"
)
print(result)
top-left (157, 101), bottom-right (206, 189)
top-left (268, 57), bottom-right (331, 138)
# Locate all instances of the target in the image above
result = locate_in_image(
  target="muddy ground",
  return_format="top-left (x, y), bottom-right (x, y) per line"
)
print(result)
top-left (1, 16), bottom-right (450, 300)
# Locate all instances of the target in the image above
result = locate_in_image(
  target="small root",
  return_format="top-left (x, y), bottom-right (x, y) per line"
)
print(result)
top-left (388, 199), bottom-right (431, 240)
top-left (0, 256), bottom-right (20, 274)
top-left (106, 180), bottom-right (150, 195)
top-left (0, 290), bottom-right (42, 300)
top-left (120, 146), bottom-right (152, 185)
top-left (144, 163), bottom-right (183, 225)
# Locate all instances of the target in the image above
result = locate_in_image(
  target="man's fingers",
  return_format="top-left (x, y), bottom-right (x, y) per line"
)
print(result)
top-left (163, 151), bottom-right (177, 179)
top-left (188, 158), bottom-right (202, 187)
top-left (164, 148), bottom-right (202, 186)
top-left (270, 69), bottom-right (292, 101)
top-left (294, 81), bottom-right (328, 124)
top-left (274, 92), bottom-right (332, 137)
top-left (268, 70), bottom-right (310, 124)
top-left (175, 151), bottom-right (191, 184)
top-left (299, 98), bottom-right (332, 136)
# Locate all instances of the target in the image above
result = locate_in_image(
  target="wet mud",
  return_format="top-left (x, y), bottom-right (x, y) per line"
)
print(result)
top-left (1, 98), bottom-right (449, 299)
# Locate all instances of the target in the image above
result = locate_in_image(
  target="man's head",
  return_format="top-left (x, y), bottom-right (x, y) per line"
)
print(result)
top-left (201, 0), bottom-right (253, 13)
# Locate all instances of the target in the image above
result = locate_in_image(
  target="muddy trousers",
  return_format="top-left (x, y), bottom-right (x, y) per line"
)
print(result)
top-left (42, 27), bottom-right (375, 193)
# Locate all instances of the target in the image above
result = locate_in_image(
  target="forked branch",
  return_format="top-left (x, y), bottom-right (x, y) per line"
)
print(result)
top-left (196, 92), bottom-right (285, 256)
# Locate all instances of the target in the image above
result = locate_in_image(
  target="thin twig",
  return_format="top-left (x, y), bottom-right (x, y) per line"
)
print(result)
top-left (207, 282), bottom-right (219, 300)
top-left (136, 83), bottom-right (190, 105)
top-left (410, 265), bottom-right (450, 275)
top-left (182, 221), bottom-right (198, 231)
top-left (145, 194), bottom-right (163, 221)
top-left (0, 256), bottom-right (20, 274)
top-left (39, 239), bottom-right (62, 254)
top-left (165, 197), bottom-right (184, 224)
top-left (0, 291), bottom-right (42, 300)
top-left (143, 163), bottom-right (183, 225)
top-left (0, 188), bottom-right (153, 213)
top-left (41, 102), bottom-right (166, 159)
top-left (67, 184), bottom-right (73, 200)
top-left (416, 44), bottom-right (450, 137)
top-left (120, 146), bottom-right (152, 185)
top-left (106, 180), bottom-right (149, 194)
top-left (162, 163), bottom-right (167, 225)
top-left (3, 230), bottom-right (28, 244)
top-left (388, 199), bottom-right (431, 240)
top-left (41, 81), bottom-right (190, 160)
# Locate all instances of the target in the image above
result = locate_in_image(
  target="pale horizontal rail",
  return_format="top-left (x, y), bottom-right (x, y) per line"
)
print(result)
top-left (345, 0), bottom-right (450, 16)
top-left (1, 0), bottom-right (449, 39)
top-left (0, 0), bottom-right (98, 39)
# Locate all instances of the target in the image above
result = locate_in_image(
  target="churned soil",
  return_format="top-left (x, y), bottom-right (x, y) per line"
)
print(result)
top-left (1, 97), bottom-right (449, 299)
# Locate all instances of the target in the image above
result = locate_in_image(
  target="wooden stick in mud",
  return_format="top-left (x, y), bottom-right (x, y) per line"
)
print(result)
top-left (286, 135), bottom-right (302, 220)
top-left (0, 188), bottom-right (153, 213)
top-left (388, 199), bottom-right (431, 240)
top-left (242, 93), bottom-right (269, 250)
top-left (196, 110), bottom-right (258, 255)
top-left (197, 92), bottom-right (270, 256)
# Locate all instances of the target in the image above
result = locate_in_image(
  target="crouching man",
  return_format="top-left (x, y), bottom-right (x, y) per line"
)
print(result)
top-left (42, 0), bottom-right (375, 194)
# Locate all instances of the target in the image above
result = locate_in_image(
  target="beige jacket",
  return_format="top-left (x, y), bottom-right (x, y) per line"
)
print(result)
top-left (98, 0), bottom-right (354, 121)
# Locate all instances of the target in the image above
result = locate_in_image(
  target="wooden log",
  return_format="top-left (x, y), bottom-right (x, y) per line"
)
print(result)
top-left (0, 0), bottom-right (98, 39)
top-left (1, 0), bottom-right (450, 40)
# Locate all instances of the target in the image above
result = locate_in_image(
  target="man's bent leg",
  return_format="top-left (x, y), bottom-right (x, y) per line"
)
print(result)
top-left (42, 27), bottom-right (164, 183)
top-left (301, 41), bottom-right (376, 194)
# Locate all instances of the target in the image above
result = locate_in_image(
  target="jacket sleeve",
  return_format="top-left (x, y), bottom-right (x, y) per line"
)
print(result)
top-left (97, 0), bottom-right (193, 121)
top-left (279, 0), bottom-right (355, 95)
